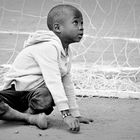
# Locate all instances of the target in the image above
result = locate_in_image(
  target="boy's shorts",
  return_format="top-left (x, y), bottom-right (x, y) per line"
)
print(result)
top-left (0, 85), bottom-right (55, 115)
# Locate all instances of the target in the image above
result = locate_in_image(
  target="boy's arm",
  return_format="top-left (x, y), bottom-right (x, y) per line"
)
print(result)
top-left (33, 43), bottom-right (81, 132)
top-left (33, 43), bottom-right (70, 112)
top-left (62, 73), bottom-right (93, 124)
top-left (62, 73), bottom-right (80, 117)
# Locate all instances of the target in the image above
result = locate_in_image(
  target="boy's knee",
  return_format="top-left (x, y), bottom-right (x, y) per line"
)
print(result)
top-left (36, 87), bottom-right (54, 107)
top-left (29, 87), bottom-right (55, 114)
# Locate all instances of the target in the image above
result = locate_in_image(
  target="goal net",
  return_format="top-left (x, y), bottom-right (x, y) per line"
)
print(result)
top-left (0, 0), bottom-right (140, 98)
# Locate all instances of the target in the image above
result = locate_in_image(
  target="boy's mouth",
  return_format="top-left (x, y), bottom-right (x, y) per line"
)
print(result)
top-left (78, 33), bottom-right (83, 38)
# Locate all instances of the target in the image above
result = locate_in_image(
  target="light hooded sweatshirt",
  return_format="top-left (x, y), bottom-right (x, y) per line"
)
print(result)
top-left (3, 30), bottom-right (80, 117)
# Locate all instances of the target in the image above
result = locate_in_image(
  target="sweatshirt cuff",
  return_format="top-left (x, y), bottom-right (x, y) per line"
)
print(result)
top-left (56, 101), bottom-right (69, 112)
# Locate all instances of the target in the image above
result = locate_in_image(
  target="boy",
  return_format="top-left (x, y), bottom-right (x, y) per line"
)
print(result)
top-left (0, 4), bottom-right (93, 133)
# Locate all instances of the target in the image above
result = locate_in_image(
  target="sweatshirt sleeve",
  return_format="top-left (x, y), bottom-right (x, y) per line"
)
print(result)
top-left (32, 42), bottom-right (70, 112)
top-left (62, 72), bottom-right (81, 117)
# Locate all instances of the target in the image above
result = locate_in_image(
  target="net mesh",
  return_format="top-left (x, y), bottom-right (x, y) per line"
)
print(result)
top-left (0, 0), bottom-right (140, 98)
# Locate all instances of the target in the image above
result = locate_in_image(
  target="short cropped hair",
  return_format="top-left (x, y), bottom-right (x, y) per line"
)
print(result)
top-left (47, 4), bottom-right (80, 30)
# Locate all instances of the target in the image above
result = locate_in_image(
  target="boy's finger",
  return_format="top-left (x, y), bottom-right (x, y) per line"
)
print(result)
top-left (79, 118), bottom-right (93, 124)
top-left (74, 121), bottom-right (80, 131)
top-left (70, 127), bottom-right (80, 133)
top-left (81, 120), bottom-right (89, 124)
top-left (79, 117), bottom-right (94, 123)
top-left (70, 122), bottom-right (76, 131)
top-left (89, 118), bottom-right (94, 122)
top-left (70, 122), bottom-right (80, 132)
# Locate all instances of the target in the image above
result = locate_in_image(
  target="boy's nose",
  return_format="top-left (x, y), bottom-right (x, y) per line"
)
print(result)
top-left (79, 25), bottom-right (84, 31)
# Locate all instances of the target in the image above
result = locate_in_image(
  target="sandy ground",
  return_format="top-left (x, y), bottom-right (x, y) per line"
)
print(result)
top-left (0, 97), bottom-right (140, 140)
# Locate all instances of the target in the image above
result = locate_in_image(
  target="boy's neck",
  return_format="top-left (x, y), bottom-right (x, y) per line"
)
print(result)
top-left (53, 32), bottom-right (69, 55)
top-left (62, 41), bottom-right (69, 55)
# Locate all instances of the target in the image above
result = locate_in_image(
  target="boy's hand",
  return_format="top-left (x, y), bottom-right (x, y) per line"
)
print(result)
top-left (76, 116), bottom-right (93, 124)
top-left (63, 115), bottom-right (80, 133)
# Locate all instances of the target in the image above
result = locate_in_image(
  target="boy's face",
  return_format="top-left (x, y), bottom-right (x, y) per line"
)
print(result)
top-left (60, 8), bottom-right (84, 44)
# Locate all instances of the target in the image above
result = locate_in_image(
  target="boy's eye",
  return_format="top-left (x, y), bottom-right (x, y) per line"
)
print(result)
top-left (73, 20), bottom-right (78, 25)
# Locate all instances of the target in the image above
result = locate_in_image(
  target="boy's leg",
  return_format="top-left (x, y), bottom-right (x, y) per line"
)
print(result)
top-left (26, 86), bottom-right (55, 115)
top-left (0, 101), bottom-right (48, 129)
top-left (0, 99), bottom-right (29, 121)
top-left (0, 89), bottom-right (48, 129)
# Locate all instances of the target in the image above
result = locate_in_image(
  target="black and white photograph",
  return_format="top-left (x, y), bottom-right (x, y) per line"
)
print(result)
top-left (0, 0), bottom-right (140, 139)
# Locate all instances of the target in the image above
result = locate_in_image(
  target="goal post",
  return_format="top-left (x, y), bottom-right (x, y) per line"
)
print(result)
top-left (0, 0), bottom-right (140, 98)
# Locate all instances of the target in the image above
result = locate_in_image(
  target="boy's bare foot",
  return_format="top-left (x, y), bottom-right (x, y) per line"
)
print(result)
top-left (0, 103), bottom-right (48, 129)
top-left (28, 113), bottom-right (48, 129)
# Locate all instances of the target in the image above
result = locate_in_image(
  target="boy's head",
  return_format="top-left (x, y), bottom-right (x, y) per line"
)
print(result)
top-left (47, 4), bottom-right (84, 44)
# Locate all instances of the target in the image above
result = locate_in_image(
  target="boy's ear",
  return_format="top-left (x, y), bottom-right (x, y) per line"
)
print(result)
top-left (53, 23), bottom-right (61, 33)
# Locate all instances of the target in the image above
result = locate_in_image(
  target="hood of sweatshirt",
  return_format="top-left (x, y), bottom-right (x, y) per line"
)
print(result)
top-left (23, 30), bottom-right (69, 57)
top-left (23, 30), bottom-right (62, 48)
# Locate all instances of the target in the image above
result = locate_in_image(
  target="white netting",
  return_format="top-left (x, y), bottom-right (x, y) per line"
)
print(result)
top-left (0, 0), bottom-right (140, 98)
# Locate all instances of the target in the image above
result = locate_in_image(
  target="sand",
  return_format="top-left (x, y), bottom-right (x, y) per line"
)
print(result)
top-left (0, 97), bottom-right (140, 140)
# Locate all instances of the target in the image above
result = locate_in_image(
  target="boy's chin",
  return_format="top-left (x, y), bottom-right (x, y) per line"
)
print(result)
top-left (69, 38), bottom-right (82, 44)
top-left (74, 38), bottom-right (82, 42)
top-left (71, 40), bottom-right (80, 44)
